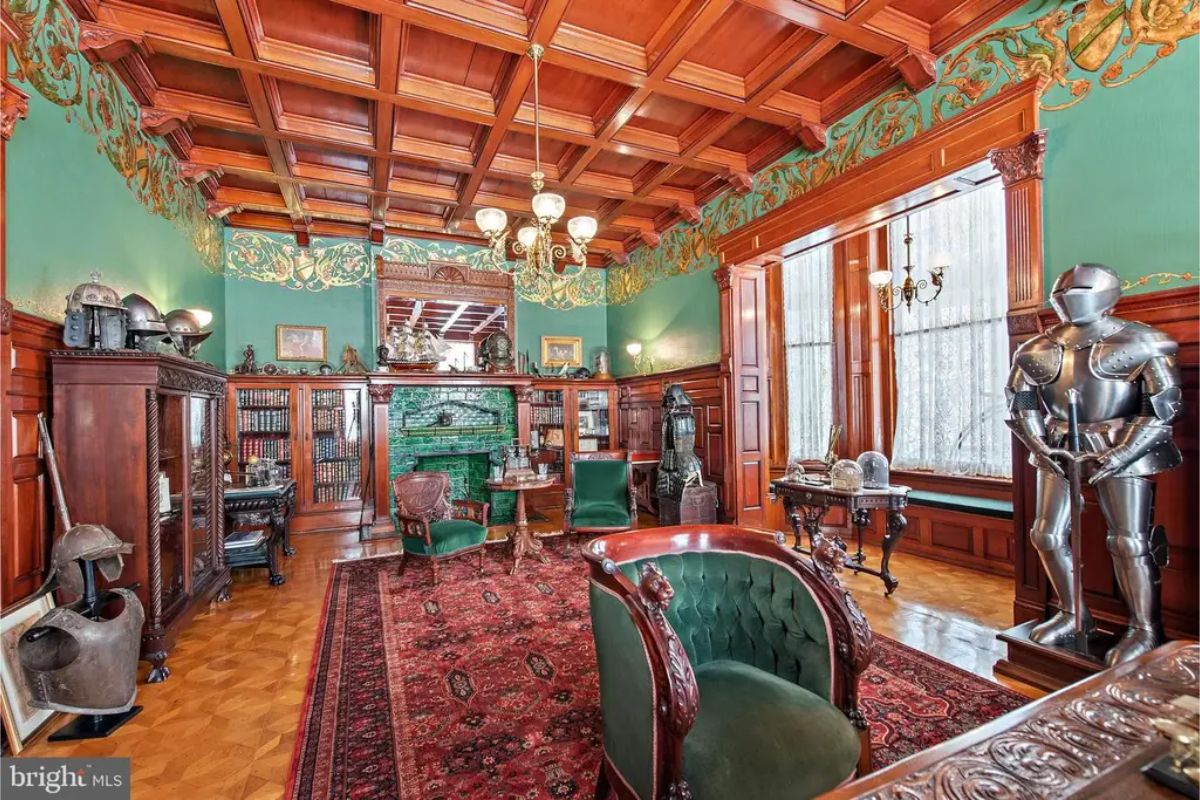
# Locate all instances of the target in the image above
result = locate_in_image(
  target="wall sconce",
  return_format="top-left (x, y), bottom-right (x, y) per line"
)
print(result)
top-left (188, 308), bottom-right (213, 328)
top-left (625, 341), bottom-right (642, 357)
top-left (626, 341), bottom-right (653, 375)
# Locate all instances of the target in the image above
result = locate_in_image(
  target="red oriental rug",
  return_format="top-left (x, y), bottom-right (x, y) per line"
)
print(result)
top-left (287, 549), bottom-right (1026, 799)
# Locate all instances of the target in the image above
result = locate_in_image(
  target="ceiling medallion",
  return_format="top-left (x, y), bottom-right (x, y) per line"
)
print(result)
top-left (475, 45), bottom-right (597, 283)
top-left (868, 216), bottom-right (949, 311)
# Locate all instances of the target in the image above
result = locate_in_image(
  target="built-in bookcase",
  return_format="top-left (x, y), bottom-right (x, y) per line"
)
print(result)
top-left (524, 379), bottom-right (618, 507)
top-left (228, 377), bottom-right (368, 533)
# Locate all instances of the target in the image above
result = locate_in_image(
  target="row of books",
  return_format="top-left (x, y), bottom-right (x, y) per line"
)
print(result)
top-left (236, 388), bottom-right (288, 408)
top-left (238, 409), bottom-right (290, 433)
top-left (529, 389), bottom-right (565, 405)
top-left (238, 437), bottom-right (290, 463)
top-left (532, 405), bottom-right (565, 425)
top-left (314, 484), bottom-right (361, 504)
top-left (312, 389), bottom-right (349, 408)
top-left (314, 461), bottom-right (360, 484)
top-left (312, 407), bottom-right (346, 431)
top-left (313, 437), bottom-right (359, 460)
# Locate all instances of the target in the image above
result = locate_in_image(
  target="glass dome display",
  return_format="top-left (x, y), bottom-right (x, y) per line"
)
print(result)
top-left (785, 459), bottom-right (806, 482)
top-left (856, 450), bottom-right (890, 489)
top-left (829, 459), bottom-right (864, 492)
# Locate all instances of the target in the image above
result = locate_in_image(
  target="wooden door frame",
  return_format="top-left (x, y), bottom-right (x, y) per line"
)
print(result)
top-left (716, 78), bottom-right (1046, 535)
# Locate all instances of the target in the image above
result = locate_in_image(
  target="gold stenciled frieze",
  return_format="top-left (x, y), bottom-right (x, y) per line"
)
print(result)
top-left (7, 0), bottom-right (223, 271)
top-left (607, 0), bottom-right (1198, 305)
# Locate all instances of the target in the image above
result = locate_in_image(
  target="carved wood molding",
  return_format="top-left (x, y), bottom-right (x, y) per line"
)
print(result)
top-left (206, 200), bottom-right (241, 219)
top-left (791, 119), bottom-right (829, 152)
top-left (139, 106), bottom-right (190, 137)
top-left (78, 21), bottom-right (150, 64)
top-left (179, 161), bottom-right (223, 184)
top-left (888, 47), bottom-right (937, 92)
top-left (0, 299), bottom-right (12, 336)
top-left (989, 129), bottom-right (1047, 187)
top-left (367, 383), bottom-right (395, 405)
top-left (1, 79), bottom-right (29, 141)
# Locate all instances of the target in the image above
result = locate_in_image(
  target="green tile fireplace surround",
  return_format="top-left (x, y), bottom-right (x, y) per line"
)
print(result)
top-left (387, 386), bottom-right (517, 525)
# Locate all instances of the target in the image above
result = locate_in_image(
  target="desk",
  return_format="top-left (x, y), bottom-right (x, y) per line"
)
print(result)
top-left (486, 476), bottom-right (552, 575)
top-left (770, 478), bottom-right (909, 595)
top-left (224, 480), bottom-right (297, 587)
top-left (822, 641), bottom-right (1198, 799)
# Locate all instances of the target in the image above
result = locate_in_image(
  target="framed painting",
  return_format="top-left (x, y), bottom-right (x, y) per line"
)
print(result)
top-left (541, 336), bottom-right (582, 368)
top-left (0, 593), bottom-right (58, 753)
top-left (276, 324), bottom-right (328, 362)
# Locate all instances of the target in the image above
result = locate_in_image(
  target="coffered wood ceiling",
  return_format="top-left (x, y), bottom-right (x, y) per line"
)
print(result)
top-left (67, 0), bottom-right (1019, 266)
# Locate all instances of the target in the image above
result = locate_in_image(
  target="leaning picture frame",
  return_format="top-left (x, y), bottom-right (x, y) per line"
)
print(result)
top-left (276, 324), bottom-right (328, 362)
top-left (0, 593), bottom-right (58, 753)
top-left (541, 336), bottom-right (583, 368)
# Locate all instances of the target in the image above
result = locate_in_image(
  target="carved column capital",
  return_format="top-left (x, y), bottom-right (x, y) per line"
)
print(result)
top-left (713, 266), bottom-right (732, 290)
top-left (1, 80), bottom-right (30, 141)
top-left (1, 299), bottom-right (13, 335)
top-left (989, 130), bottom-right (1047, 187)
top-left (367, 383), bottom-right (395, 405)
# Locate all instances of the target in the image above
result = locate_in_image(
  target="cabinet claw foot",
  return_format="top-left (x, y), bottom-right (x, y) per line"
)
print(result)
top-left (269, 573), bottom-right (286, 586)
top-left (216, 586), bottom-right (232, 603)
top-left (283, 543), bottom-right (296, 557)
top-left (147, 665), bottom-right (171, 683)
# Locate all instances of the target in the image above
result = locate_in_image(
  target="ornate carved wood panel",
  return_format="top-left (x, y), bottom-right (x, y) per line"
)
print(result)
top-left (1, 313), bottom-right (58, 608)
top-left (375, 257), bottom-right (516, 347)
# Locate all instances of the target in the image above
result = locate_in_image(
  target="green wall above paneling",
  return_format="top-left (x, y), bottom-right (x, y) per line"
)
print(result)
top-left (606, 264), bottom-right (720, 377)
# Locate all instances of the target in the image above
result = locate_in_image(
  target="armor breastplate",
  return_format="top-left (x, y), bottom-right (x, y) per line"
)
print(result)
top-left (18, 588), bottom-right (144, 715)
top-left (1041, 347), bottom-right (1142, 423)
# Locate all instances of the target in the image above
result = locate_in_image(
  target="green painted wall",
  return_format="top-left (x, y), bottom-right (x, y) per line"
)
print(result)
top-left (606, 263), bottom-right (719, 377)
top-left (1042, 42), bottom-right (1198, 293)
top-left (7, 90), bottom-right (226, 366)
top-left (515, 297), bottom-right (608, 372)
top-left (223, 276), bottom-right (374, 371)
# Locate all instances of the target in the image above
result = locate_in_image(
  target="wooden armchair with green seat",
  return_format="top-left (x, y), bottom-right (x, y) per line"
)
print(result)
top-left (583, 524), bottom-right (874, 800)
top-left (565, 451), bottom-right (637, 551)
top-left (392, 471), bottom-right (489, 585)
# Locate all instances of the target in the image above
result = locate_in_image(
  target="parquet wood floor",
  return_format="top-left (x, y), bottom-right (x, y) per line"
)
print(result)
top-left (16, 516), bottom-right (1041, 798)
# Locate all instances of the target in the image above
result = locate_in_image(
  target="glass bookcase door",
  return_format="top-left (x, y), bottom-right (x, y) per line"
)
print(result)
top-left (309, 387), bottom-right (363, 508)
top-left (156, 393), bottom-right (188, 612)
top-left (529, 387), bottom-right (566, 484)
top-left (576, 389), bottom-right (612, 453)
top-left (234, 386), bottom-right (293, 481)
top-left (188, 395), bottom-right (214, 581)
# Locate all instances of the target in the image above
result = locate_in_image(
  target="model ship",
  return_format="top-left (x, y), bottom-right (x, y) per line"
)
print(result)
top-left (377, 322), bottom-right (445, 372)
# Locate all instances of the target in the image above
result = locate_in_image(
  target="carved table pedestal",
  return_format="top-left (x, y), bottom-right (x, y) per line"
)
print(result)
top-left (487, 476), bottom-right (553, 575)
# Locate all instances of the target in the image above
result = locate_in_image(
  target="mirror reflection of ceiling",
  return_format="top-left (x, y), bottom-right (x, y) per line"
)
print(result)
top-left (384, 298), bottom-right (507, 342)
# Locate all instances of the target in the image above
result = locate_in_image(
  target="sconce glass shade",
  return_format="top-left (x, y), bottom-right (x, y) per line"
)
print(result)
top-left (531, 192), bottom-right (566, 222)
top-left (187, 308), bottom-right (213, 328)
top-left (868, 269), bottom-right (894, 287)
top-left (475, 207), bottom-right (508, 235)
top-left (566, 215), bottom-right (597, 242)
top-left (625, 341), bottom-right (642, 356)
top-left (516, 225), bottom-right (539, 249)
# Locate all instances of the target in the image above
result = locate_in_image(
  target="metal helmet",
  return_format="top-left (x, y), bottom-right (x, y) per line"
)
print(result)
top-left (163, 308), bottom-right (213, 357)
top-left (49, 523), bottom-right (133, 597)
top-left (122, 293), bottom-right (168, 334)
top-left (65, 272), bottom-right (124, 314)
top-left (1049, 263), bottom-right (1121, 325)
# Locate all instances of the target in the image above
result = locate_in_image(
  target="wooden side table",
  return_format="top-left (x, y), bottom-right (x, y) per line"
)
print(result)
top-left (770, 478), bottom-right (909, 595)
top-left (224, 479), bottom-right (297, 588)
top-left (486, 476), bottom-right (553, 575)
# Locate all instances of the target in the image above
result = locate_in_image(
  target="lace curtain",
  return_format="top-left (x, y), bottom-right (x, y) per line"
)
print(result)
top-left (782, 245), bottom-right (834, 460)
top-left (890, 182), bottom-right (1011, 477)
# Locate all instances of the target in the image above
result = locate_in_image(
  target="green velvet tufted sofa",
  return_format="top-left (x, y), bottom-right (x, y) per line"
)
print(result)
top-left (584, 525), bottom-right (874, 800)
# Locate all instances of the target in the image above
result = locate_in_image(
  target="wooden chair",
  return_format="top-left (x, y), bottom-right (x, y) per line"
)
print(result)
top-left (564, 450), bottom-right (636, 552)
top-left (583, 524), bottom-right (874, 800)
top-left (391, 471), bottom-right (489, 586)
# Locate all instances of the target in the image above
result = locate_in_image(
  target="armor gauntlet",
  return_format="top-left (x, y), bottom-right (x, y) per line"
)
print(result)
top-left (1005, 365), bottom-right (1060, 475)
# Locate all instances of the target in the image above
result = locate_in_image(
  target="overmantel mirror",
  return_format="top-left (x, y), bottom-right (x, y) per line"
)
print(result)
top-left (375, 257), bottom-right (515, 372)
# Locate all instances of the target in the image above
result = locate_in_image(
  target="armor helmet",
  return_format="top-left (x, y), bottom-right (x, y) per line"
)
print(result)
top-left (121, 293), bottom-right (168, 333)
top-left (1049, 263), bottom-right (1121, 325)
top-left (163, 308), bottom-right (213, 357)
top-left (662, 384), bottom-right (693, 410)
top-left (49, 523), bottom-right (133, 597)
top-left (65, 272), bottom-right (124, 314)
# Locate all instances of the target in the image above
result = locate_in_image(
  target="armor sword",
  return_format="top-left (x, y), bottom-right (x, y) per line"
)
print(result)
top-left (1063, 388), bottom-right (1087, 652)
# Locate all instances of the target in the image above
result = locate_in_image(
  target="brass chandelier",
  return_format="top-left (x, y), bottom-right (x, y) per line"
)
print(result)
top-left (474, 45), bottom-right (597, 281)
top-left (868, 215), bottom-right (949, 311)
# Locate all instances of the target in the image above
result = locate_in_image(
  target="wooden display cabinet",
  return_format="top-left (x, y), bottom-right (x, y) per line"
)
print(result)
top-left (50, 351), bottom-right (229, 682)
top-left (227, 376), bottom-right (369, 533)
top-left (526, 378), bottom-right (618, 508)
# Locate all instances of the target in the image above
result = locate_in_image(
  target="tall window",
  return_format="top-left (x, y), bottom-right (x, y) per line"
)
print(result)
top-left (889, 182), bottom-right (1011, 477)
top-left (782, 245), bottom-right (834, 461)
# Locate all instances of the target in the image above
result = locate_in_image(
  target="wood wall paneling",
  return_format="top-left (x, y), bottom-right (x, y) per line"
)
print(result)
top-left (1, 313), bottom-right (57, 608)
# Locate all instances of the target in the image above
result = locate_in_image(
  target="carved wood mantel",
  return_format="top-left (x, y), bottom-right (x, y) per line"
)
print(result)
top-left (374, 256), bottom-right (516, 348)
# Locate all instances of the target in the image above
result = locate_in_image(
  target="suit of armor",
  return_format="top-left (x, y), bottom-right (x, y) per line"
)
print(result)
top-left (1007, 264), bottom-right (1183, 665)
top-left (657, 385), bottom-right (703, 500)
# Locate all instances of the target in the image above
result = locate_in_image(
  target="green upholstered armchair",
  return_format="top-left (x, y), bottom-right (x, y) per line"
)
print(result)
top-left (565, 452), bottom-right (637, 550)
top-left (392, 471), bottom-right (489, 585)
top-left (584, 525), bottom-right (874, 800)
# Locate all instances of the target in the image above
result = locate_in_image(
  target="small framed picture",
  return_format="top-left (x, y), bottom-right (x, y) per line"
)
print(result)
top-left (541, 336), bottom-right (582, 368)
top-left (276, 324), bottom-right (328, 362)
top-left (0, 593), bottom-right (58, 753)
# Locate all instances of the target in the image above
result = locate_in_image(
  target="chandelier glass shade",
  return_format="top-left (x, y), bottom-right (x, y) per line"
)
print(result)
top-left (869, 216), bottom-right (948, 311)
top-left (474, 45), bottom-right (597, 282)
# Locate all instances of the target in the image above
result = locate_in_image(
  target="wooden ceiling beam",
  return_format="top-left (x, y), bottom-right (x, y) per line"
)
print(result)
top-left (735, 0), bottom-right (899, 55)
top-left (371, 15), bottom-right (403, 239)
top-left (446, 0), bottom-right (572, 231)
